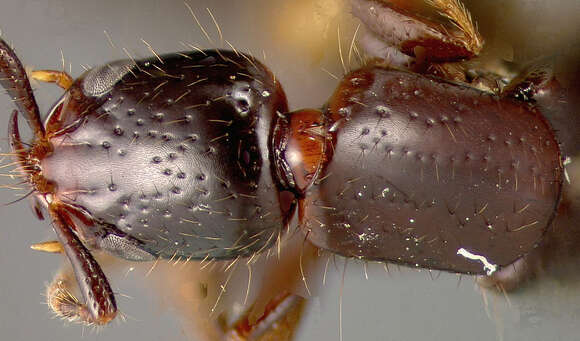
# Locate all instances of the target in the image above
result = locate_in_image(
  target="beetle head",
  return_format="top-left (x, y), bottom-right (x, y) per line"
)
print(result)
top-left (0, 38), bottom-right (56, 205)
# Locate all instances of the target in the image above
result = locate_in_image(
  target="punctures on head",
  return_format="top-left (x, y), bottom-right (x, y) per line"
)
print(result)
top-left (113, 126), bottom-right (124, 136)
top-left (151, 112), bottom-right (165, 122)
top-left (60, 50), bottom-right (290, 259)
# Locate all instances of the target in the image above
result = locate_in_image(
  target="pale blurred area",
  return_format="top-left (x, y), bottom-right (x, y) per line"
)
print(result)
top-left (0, 1), bottom-right (579, 341)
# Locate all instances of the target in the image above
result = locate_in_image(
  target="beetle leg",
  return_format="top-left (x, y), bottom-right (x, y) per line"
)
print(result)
top-left (223, 235), bottom-right (318, 340)
top-left (155, 231), bottom-right (319, 340)
top-left (30, 240), bottom-right (63, 253)
top-left (226, 293), bottom-right (305, 341)
top-left (48, 208), bottom-right (117, 325)
top-left (46, 261), bottom-right (92, 323)
top-left (422, 0), bottom-right (483, 55)
top-left (30, 70), bottom-right (73, 90)
top-left (350, 0), bottom-right (482, 75)
top-left (0, 38), bottom-right (45, 140)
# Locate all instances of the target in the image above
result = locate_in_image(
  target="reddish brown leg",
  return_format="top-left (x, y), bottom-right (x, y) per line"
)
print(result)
top-left (48, 208), bottom-right (117, 325)
top-left (46, 261), bottom-right (91, 323)
top-left (222, 234), bottom-right (318, 340)
top-left (351, 0), bottom-right (482, 63)
top-left (351, 0), bottom-right (486, 86)
top-left (226, 293), bottom-right (306, 341)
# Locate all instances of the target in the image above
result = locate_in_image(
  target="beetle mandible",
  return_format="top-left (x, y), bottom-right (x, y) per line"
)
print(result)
top-left (1, 0), bottom-right (580, 340)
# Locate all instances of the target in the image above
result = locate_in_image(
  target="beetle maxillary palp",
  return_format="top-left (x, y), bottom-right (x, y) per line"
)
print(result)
top-left (30, 70), bottom-right (73, 90)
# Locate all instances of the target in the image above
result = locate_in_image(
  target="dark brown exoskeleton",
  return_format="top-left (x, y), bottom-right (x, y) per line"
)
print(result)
top-left (1, 40), bottom-right (294, 325)
top-left (0, 0), bottom-right (577, 338)
top-left (309, 0), bottom-right (576, 291)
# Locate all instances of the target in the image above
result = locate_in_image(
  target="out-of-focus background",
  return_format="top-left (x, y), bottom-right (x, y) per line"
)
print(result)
top-left (0, 0), bottom-right (579, 340)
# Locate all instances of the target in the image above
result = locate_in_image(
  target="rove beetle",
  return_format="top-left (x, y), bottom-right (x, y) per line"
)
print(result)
top-left (0, 0), bottom-right (579, 339)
